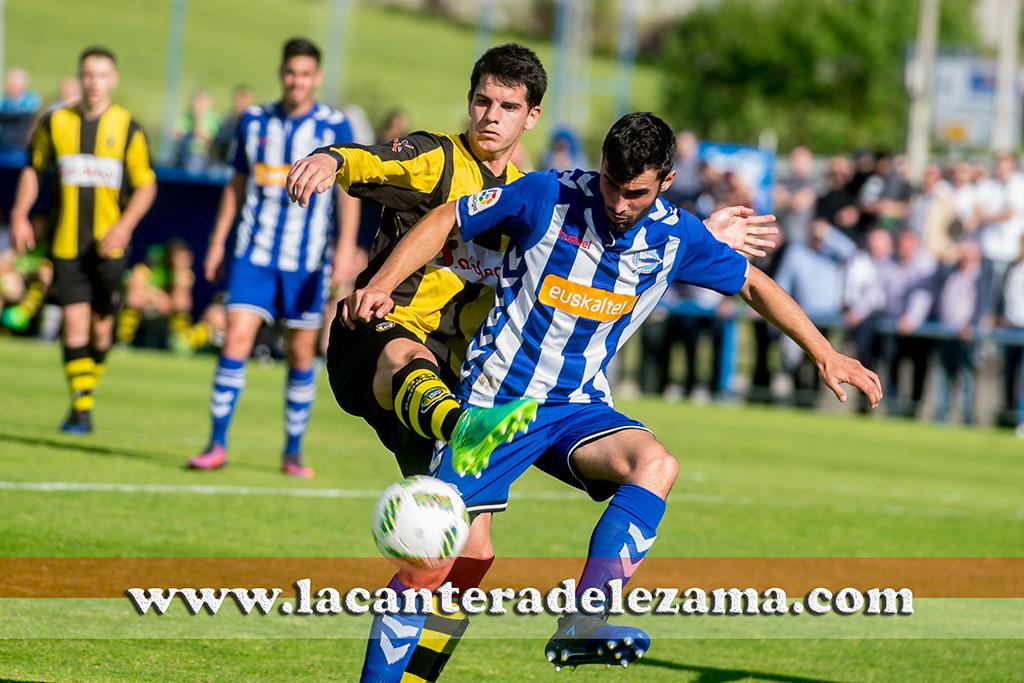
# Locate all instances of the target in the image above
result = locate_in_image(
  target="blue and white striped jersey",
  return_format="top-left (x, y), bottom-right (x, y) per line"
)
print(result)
top-left (232, 102), bottom-right (353, 273)
top-left (455, 169), bottom-right (749, 407)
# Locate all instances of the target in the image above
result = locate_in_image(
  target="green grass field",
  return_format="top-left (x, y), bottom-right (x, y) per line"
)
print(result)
top-left (0, 337), bottom-right (1021, 681)
top-left (6, 0), bottom-right (664, 159)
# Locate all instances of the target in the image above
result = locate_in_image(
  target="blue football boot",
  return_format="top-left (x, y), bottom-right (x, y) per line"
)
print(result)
top-left (544, 613), bottom-right (650, 671)
top-left (59, 409), bottom-right (93, 435)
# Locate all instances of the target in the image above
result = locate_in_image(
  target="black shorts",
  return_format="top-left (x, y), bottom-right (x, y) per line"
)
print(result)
top-left (326, 316), bottom-right (458, 477)
top-left (51, 247), bottom-right (128, 316)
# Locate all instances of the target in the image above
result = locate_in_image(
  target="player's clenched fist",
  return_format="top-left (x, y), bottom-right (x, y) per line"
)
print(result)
top-left (286, 153), bottom-right (337, 208)
top-left (341, 286), bottom-right (395, 329)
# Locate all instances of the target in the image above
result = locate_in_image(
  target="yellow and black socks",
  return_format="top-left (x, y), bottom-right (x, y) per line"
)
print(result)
top-left (169, 310), bottom-right (190, 337)
top-left (189, 321), bottom-right (210, 349)
top-left (404, 556), bottom-right (494, 681)
top-left (91, 346), bottom-right (108, 384)
top-left (18, 279), bottom-right (45, 320)
top-left (63, 345), bottom-right (97, 413)
top-left (117, 307), bottom-right (141, 344)
top-left (392, 359), bottom-right (463, 442)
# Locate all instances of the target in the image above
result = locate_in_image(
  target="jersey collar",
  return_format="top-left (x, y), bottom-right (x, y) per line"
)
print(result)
top-left (457, 133), bottom-right (508, 185)
top-left (588, 181), bottom-right (663, 249)
top-left (273, 100), bottom-right (318, 121)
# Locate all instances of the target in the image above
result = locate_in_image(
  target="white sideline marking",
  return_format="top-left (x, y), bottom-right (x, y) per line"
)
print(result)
top-left (0, 481), bottom-right (1018, 520)
top-left (0, 480), bottom-right (583, 501)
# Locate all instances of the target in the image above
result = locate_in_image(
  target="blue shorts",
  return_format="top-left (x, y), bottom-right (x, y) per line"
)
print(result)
top-left (430, 402), bottom-right (650, 514)
top-left (225, 258), bottom-right (327, 329)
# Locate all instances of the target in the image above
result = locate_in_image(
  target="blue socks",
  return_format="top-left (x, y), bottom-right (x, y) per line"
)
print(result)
top-left (284, 366), bottom-right (316, 457)
top-left (576, 484), bottom-right (666, 608)
top-left (360, 576), bottom-right (429, 683)
top-left (208, 360), bottom-right (316, 457)
top-left (209, 356), bottom-right (246, 448)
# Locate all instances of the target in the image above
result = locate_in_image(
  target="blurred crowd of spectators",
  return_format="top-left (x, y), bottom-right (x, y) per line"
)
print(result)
top-left (640, 132), bottom-right (1024, 431)
top-left (0, 66), bottom-right (80, 149)
top-left (0, 63), bottom-right (1021, 430)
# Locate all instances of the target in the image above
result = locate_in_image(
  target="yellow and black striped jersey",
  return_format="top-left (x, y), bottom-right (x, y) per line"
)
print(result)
top-left (323, 131), bottom-right (522, 371)
top-left (30, 104), bottom-right (156, 260)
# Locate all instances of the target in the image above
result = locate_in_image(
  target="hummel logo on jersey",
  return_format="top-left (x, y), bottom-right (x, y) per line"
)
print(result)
top-left (538, 274), bottom-right (639, 322)
top-left (467, 188), bottom-right (501, 215)
top-left (558, 230), bottom-right (592, 250)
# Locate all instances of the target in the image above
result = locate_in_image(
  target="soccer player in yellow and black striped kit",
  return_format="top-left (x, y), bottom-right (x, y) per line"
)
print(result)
top-left (11, 46), bottom-right (156, 433)
top-left (286, 44), bottom-right (545, 682)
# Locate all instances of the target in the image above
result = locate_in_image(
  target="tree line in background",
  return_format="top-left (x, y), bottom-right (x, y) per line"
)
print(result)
top-left (661, 0), bottom-right (979, 153)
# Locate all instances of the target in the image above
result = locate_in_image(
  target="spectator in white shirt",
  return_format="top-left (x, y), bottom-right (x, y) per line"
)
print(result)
top-left (996, 235), bottom-right (1024, 434)
top-left (907, 164), bottom-right (956, 263)
top-left (975, 154), bottom-right (1024, 298)
top-left (884, 229), bottom-right (938, 418)
top-left (933, 240), bottom-right (990, 425)
top-left (843, 227), bottom-right (893, 412)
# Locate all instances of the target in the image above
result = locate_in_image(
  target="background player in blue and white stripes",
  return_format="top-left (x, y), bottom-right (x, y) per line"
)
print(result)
top-left (187, 38), bottom-right (358, 478)
top-left (346, 112), bottom-right (882, 677)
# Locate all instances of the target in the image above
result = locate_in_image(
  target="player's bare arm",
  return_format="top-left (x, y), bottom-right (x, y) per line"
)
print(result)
top-left (331, 189), bottom-right (365, 292)
top-left (100, 181), bottom-right (156, 256)
top-left (739, 265), bottom-right (883, 407)
top-left (9, 166), bottom-right (41, 254)
top-left (286, 152), bottom-right (337, 208)
top-left (705, 205), bottom-right (778, 258)
top-left (204, 173), bottom-right (247, 282)
top-left (342, 200), bottom-right (458, 328)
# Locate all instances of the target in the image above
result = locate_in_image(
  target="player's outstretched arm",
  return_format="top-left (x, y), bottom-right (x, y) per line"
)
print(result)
top-left (739, 265), bottom-right (883, 407)
top-left (341, 200), bottom-right (458, 329)
top-left (704, 206), bottom-right (778, 258)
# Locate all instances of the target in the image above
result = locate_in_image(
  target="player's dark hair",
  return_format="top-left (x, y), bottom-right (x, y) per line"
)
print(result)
top-left (601, 112), bottom-right (676, 183)
top-left (469, 43), bottom-right (547, 109)
top-left (79, 46), bottom-right (116, 67)
top-left (282, 37), bottom-right (321, 66)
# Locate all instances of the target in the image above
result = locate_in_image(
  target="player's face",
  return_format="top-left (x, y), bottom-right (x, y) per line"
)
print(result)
top-left (78, 56), bottom-right (117, 108)
top-left (280, 56), bottom-right (322, 109)
top-left (598, 162), bottom-right (675, 231)
top-left (466, 75), bottom-right (540, 159)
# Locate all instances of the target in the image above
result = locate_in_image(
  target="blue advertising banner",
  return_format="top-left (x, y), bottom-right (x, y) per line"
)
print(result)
top-left (698, 142), bottom-right (775, 215)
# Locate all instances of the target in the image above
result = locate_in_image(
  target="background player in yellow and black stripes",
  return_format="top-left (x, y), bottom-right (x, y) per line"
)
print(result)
top-left (10, 46), bottom-right (156, 433)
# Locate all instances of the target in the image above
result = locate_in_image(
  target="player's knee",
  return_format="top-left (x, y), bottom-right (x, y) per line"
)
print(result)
top-left (378, 339), bottom-right (435, 377)
top-left (223, 326), bottom-right (255, 359)
top-left (622, 444), bottom-right (678, 496)
top-left (374, 340), bottom-right (436, 407)
top-left (645, 449), bottom-right (679, 488)
top-left (285, 343), bottom-right (315, 369)
top-left (125, 290), bottom-right (144, 310)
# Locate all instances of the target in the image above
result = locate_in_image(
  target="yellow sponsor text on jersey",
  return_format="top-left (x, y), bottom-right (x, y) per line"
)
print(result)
top-left (538, 274), bottom-right (638, 322)
top-left (253, 163), bottom-right (291, 187)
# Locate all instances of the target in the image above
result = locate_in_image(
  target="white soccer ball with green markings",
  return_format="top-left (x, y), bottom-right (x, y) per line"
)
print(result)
top-left (372, 475), bottom-right (471, 570)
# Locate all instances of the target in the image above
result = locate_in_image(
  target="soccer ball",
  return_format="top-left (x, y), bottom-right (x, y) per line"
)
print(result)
top-left (372, 476), bottom-right (471, 570)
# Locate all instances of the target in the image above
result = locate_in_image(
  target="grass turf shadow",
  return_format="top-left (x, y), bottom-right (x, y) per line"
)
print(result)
top-left (635, 658), bottom-right (844, 683)
top-left (0, 430), bottom-right (267, 472)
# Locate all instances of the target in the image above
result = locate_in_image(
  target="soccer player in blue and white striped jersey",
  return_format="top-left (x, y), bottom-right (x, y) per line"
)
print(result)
top-left (346, 113), bottom-right (882, 675)
top-left (187, 38), bottom-right (358, 478)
